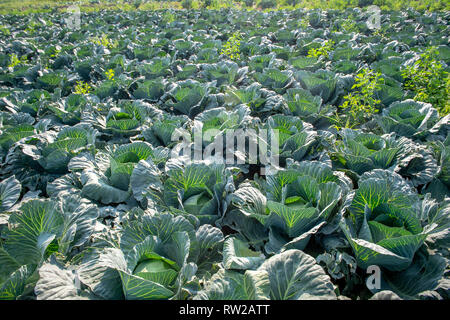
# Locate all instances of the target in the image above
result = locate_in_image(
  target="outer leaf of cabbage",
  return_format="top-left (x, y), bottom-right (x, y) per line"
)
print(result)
top-left (4, 199), bottom-right (64, 265)
top-left (0, 175), bottom-right (21, 212)
top-left (258, 249), bottom-right (336, 300)
top-left (193, 268), bottom-right (270, 300)
top-left (223, 237), bottom-right (265, 270)
top-left (35, 260), bottom-right (86, 300)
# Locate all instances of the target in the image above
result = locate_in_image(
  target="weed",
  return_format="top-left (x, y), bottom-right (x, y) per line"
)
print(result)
top-left (162, 11), bottom-right (175, 24)
top-left (308, 40), bottom-right (334, 59)
top-left (8, 53), bottom-right (27, 68)
top-left (105, 69), bottom-right (115, 81)
top-left (91, 34), bottom-right (118, 49)
top-left (401, 47), bottom-right (449, 116)
top-left (341, 15), bottom-right (358, 33)
top-left (221, 31), bottom-right (242, 61)
top-left (74, 81), bottom-right (92, 95)
top-left (0, 25), bottom-right (10, 35)
top-left (331, 68), bottom-right (384, 129)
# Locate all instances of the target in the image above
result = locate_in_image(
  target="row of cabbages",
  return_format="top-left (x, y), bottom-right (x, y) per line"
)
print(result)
top-left (0, 8), bottom-right (449, 300)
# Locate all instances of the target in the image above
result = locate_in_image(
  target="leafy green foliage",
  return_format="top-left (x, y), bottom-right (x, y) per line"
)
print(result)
top-left (340, 15), bottom-right (358, 33)
top-left (0, 8), bottom-right (448, 302)
top-left (299, 17), bottom-right (309, 29)
top-left (90, 34), bottom-right (118, 49)
top-left (162, 11), bottom-right (175, 24)
top-left (333, 68), bottom-right (384, 129)
top-left (105, 69), bottom-right (115, 81)
top-left (307, 40), bottom-right (334, 59)
top-left (73, 81), bottom-right (92, 95)
top-left (0, 25), bottom-right (10, 35)
top-left (377, 99), bottom-right (440, 139)
top-left (221, 32), bottom-right (242, 61)
top-left (331, 129), bottom-right (406, 176)
top-left (401, 47), bottom-right (449, 115)
top-left (7, 54), bottom-right (27, 69)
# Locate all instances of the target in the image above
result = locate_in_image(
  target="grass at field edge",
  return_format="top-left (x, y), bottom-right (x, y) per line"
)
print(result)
top-left (0, 0), bottom-right (449, 15)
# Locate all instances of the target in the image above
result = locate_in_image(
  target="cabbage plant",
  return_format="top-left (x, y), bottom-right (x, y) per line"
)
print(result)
top-left (1, 124), bottom-right (97, 191)
top-left (201, 61), bottom-right (248, 87)
top-left (71, 142), bottom-right (156, 204)
top-left (254, 68), bottom-right (294, 94)
top-left (378, 100), bottom-right (440, 139)
top-left (139, 160), bottom-right (235, 225)
top-left (164, 80), bottom-right (210, 118)
top-left (294, 69), bottom-right (337, 103)
top-left (230, 161), bottom-right (348, 254)
top-left (0, 195), bottom-right (98, 299)
top-left (283, 88), bottom-right (327, 124)
top-left (340, 170), bottom-right (430, 271)
top-left (75, 212), bottom-right (224, 300)
top-left (340, 170), bottom-right (449, 298)
top-left (195, 248), bottom-right (336, 300)
top-left (266, 114), bottom-right (319, 163)
top-left (331, 129), bottom-right (407, 176)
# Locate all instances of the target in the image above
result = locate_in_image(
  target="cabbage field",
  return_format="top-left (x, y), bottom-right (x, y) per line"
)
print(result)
top-left (0, 7), bottom-right (449, 301)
